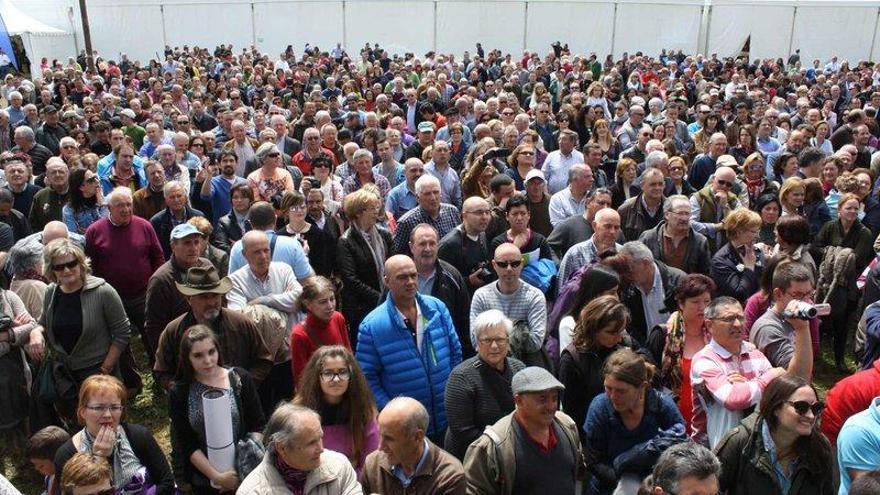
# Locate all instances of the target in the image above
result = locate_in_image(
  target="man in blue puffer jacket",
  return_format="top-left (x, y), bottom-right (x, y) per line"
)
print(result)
top-left (357, 254), bottom-right (463, 443)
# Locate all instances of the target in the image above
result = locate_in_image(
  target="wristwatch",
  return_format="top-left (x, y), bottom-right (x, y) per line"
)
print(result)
top-left (735, 263), bottom-right (745, 273)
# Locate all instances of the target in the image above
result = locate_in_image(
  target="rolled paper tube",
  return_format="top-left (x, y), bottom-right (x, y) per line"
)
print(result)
top-left (203, 388), bottom-right (235, 488)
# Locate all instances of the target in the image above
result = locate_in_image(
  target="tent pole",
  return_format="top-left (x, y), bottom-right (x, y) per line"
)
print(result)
top-left (78, 0), bottom-right (94, 72)
top-left (870, 7), bottom-right (880, 61)
top-left (610, 1), bottom-right (618, 58)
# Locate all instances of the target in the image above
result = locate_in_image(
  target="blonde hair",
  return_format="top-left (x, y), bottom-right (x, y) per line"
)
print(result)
top-left (343, 187), bottom-right (380, 220)
top-left (722, 207), bottom-right (762, 235)
top-left (779, 177), bottom-right (805, 209)
top-left (42, 238), bottom-right (90, 284)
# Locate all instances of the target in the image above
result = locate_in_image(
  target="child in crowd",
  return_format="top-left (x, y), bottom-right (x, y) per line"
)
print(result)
top-left (26, 426), bottom-right (71, 495)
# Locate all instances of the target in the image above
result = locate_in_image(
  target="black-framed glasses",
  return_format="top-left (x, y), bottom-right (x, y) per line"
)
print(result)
top-left (320, 370), bottom-right (351, 382)
top-left (787, 400), bottom-right (825, 416)
top-left (716, 179), bottom-right (734, 188)
top-left (85, 176), bottom-right (99, 184)
top-left (52, 259), bottom-right (79, 272)
top-left (267, 152), bottom-right (281, 158)
top-left (494, 259), bottom-right (522, 269)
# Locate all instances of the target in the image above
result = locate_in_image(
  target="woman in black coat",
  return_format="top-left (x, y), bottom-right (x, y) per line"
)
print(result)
top-left (337, 188), bottom-right (393, 345)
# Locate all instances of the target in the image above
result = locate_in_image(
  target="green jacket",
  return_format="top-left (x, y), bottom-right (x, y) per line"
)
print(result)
top-left (715, 413), bottom-right (837, 495)
top-left (463, 410), bottom-right (584, 495)
top-left (29, 186), bottom-right (68, 231)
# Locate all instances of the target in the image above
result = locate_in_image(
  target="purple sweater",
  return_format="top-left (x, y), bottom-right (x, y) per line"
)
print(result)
top-left (322, 417), bottom-right (379, 475)
top-left (85, 216), bottom-right (165, 299)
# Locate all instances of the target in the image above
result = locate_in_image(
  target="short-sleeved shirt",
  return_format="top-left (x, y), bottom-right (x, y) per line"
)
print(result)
top-left (228, 229), bottom-right (313, 280)
top-left (837, 397), bottom-right (880, 494)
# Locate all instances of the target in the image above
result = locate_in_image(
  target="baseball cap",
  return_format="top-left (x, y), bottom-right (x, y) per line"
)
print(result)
top-left (42, 104), bottom-right (57, 114)
top-left (524, 169), bottom-right (545, 184)
top-left (120, 108), bottom-right (136, 119)
top-left (170, 223), bottom-right (203, 241)
top-left (716, 155), bottom-right (738, 168)
top-left (512, 367), bottom-right (565, 394)
top-left (417, 121), bottom-right (435, 133)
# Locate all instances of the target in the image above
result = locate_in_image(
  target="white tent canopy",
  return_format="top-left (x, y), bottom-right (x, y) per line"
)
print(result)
top-left (8, 0), bottom-right (880, 67)
top-left (1, 0), bottom-right (76, 77)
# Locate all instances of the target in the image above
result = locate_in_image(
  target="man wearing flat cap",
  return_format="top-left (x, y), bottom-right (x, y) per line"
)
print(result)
top-left (463, 366), bottom-right (585, 494)
top-left (153, 263), bottom-right (272, 390)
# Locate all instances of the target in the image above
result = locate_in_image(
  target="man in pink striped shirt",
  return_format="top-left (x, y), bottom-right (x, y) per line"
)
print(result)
top-left (690, 296), bottom-right (813, 447)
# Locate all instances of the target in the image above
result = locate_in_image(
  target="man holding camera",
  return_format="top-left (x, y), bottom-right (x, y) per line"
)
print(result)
top-left (749, 260), bottom-right (818, 374)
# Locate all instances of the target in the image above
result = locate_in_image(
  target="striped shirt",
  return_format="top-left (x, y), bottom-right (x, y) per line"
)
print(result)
top-left (690, 339), bottom-right (783, 448)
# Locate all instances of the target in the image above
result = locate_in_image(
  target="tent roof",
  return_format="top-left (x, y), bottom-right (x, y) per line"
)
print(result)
top-left (0, 0), bottom-right (67, 35)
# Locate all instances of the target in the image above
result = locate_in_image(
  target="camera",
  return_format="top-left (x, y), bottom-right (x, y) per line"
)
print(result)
top-left (783, 301), bottom-right (831, 320)
top-left (483, 147), bottom-right (511, 162)
top-left (0, 315), bottom-right (13, 332)
top-left (477, 261), bottom-right (493, 279)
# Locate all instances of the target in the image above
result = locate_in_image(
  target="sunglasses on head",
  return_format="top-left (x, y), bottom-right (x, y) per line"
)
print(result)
top-left (52, 259), bottom-right (78, 272)
top-left (787, 400), bottom-right (825, 416)
top-left (494, 259), bottom-right (522, 269)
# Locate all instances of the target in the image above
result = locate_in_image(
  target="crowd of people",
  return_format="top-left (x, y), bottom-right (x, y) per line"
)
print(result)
top-left (1, 39), bottom-right (880, 494)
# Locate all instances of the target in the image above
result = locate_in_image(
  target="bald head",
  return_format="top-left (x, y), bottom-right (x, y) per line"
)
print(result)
top-left (380, 396), bottom-right (430, 437)
top-left (494, 242), bottom-right (522, 260)
top-left (463, 196), bottom-right (490, 213)
top-left (385, 254), bottom-right (416, 276)
top-left (594, 207), bottom-right (620, 224)
top-left (241, 230), bottom-right (269, 252)
top-left (42, 221), bottom-right (69, 244)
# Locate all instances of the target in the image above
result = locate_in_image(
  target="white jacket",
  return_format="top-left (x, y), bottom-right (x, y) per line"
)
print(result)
top-left (236, 450), bottom-right (363, 495)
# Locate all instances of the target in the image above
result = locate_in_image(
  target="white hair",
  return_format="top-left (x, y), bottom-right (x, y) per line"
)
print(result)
top-left (473, 309), bottom-right (513, 340)
top-left (414, 174), bottom-right (440, 195)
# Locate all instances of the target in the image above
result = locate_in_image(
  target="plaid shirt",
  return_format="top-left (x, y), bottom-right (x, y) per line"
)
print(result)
top-left (690, 339), bottom-right (782, 448)
top-left (394, 204), bottom-right (461, 256)
top-left (343, 171), bottom-right (392, 202)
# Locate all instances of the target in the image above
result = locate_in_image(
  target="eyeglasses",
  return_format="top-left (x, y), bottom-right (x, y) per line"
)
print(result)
top-left (85, 404), bottom-right (124, 413)
top-left (494, 259), bottom-right (522, 269)
top-left (52, 259), bottom-right (79, 272)
top-left (320, 370), bottom-right (351, 382)
top-left (519, 151), bottom-right (535, 156)
top-left (305, 136), bottom-right (320, 141)
top-left (669, 166), bottom-right (685, 172)
top-left (710, 315), bottom-right (745, 324)
top-left (502, 112), bottom-right (514, 116)
top-left (85, 176), bottom-right (99, 184)
top-left (267, 152), bottom-right (281, 158)
top-left (478, 337), bottom-right (509, 347)
top-left (191, 143), bottom-right (204, 148)
top-left (177, 120), bottom-right (189, 124)
top-left (716, 179), bottom-right (734, 188)
top-left (787, 400), bottom-right (825, 416)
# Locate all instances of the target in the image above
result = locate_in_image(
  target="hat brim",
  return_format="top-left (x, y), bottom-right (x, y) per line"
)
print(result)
top-left (175, 277), bottom-right (233, 296)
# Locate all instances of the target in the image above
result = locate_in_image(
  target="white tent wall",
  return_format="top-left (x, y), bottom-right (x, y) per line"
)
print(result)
top-left (163, 3), bottom-right (253, 53)
top-left (11, 0), bottom-right (880, 69)
top-left (253, 1), bottom-right (343, 59)
top-left (613, 1), bottom-right (703, 57)
top-left (22, 32), bottom-right (77, 75)
top-left (436, 1), bottom-right (527, 56)
top-left (345, 1), bottom-right (435, 56)
top-left (707, 3), bottom-right (794, 60)
top-left (791, 5), bottom-right (878, 64)
top-left (525, 1), bottom-right (614, 56)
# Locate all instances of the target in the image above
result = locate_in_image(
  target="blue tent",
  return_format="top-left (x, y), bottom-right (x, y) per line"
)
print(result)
top-left (0, 7), bottom-right (17, 70)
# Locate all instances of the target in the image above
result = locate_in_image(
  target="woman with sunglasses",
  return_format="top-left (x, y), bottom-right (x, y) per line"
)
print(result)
top-left (293, 345), bottom-right (378, 474)
top-left (62, 168), bottom-right (107, 235)
top-left (247, 143), bottom-right (294, 203)
top-left (169, 325), bottom-right (265, 494)
top-left (742, 152), bottom-right (778, 207)
top-left (40, 239), bottom-right (131, 420)
top-left (715, 374), bottom-right (835, 495)
top-left (54, 375), bottom-right (175, 495)
top-left (663, 156), bottom-right (696, 197)
top-left (308, 154), bottom-right (344, 212)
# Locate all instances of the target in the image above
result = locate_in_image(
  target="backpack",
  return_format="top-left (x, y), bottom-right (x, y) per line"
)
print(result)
top-left (816, 246), bottom-right (856, 306)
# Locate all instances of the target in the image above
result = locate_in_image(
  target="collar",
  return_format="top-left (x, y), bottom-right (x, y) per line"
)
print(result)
top-left (391, 438), bottom-right (430, 485)
top-left (708, 338), bottom-right (749, 359)
top-left (513, 411), bottom-right (559, 453)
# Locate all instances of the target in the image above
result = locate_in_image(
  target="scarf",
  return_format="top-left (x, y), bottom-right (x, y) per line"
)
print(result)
top-left (80, 426), bottom-right (144, 492)
top-left (274, 453), bottom-right (308, 494)
top-left (357, 225), bottom-right (386, 286)
top-left (745, 177), bottom-right (765, 200)
top-left (14, 268), bottom-right (46, 283)
top-left (660, 311), bottom-right (709, 398)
